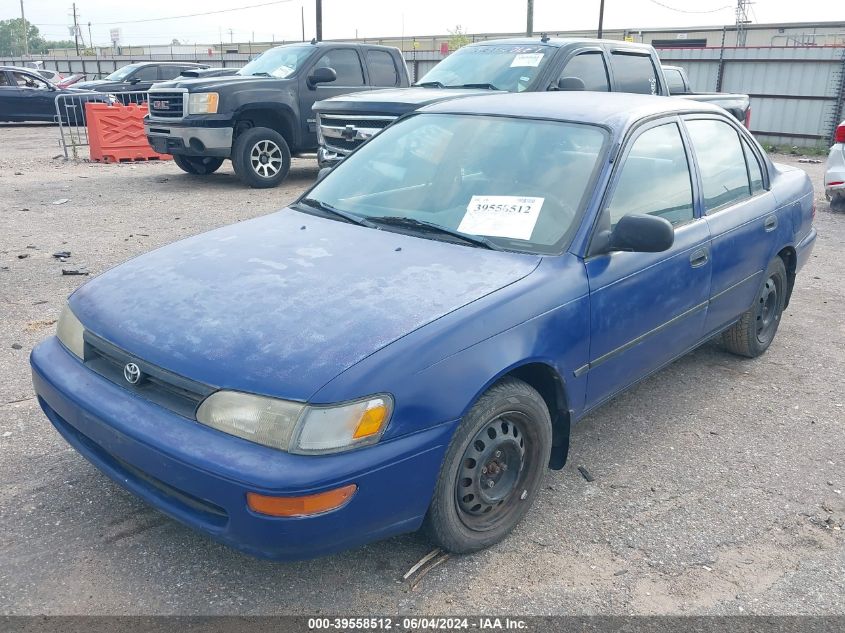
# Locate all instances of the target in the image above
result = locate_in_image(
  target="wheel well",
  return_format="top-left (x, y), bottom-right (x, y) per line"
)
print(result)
top-left (505, 363), bottom-right (571, 470)
top-left (778, 246), bottom-right (797, 308)
top-left (234, 108), bottom-right (294, 147)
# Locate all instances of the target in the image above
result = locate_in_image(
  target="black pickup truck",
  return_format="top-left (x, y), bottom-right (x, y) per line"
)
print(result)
top-left (144, 41), bottom-right (410, 187)
top-left (662, 64), bottom-right (751, 128)
top-left (314, 38), bottom-right (750, 168)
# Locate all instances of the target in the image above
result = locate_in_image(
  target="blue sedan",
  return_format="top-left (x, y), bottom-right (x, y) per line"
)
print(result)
top-left (31, 92), bottom-right (816, 559)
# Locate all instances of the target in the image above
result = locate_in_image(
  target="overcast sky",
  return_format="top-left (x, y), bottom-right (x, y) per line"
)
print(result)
top-left (8, 0), bottom-right (839, 46)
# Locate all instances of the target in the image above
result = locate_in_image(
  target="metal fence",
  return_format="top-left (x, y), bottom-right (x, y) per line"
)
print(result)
top-left (54, 91), bottom-right (150, 159)
top-left (6, 45), bottom-right (844, 147)
top-left (656, 46), bottom-right (845, 147)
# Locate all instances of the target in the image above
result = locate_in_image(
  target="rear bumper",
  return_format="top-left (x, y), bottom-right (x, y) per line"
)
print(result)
top-left (825, 144), bottom-right (845, 199)
top-left (144, 120), bottom-right (233, 158)
top-left (31, 336), bottom-right (453, 560)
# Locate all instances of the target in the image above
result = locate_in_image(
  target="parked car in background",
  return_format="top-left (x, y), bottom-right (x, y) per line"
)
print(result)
top-left (661, 64), bottom-right (751, 127)
top-left (57, 73), bottom-right (87, 89)
top-left (825, 120), bottom-right (845, 211)
top-left (34, 68), bottom-right (63, 83)
top-left (144, 41), bottom-right (410, 187)
top-left (0, 66), bottom-right (110, 124)
top-left (73, 62), bottom-right (210, 97)
top-left (32, 93), bottom-right (815, 560)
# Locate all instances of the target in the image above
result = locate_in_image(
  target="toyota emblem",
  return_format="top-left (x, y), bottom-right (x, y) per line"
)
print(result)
top-left (123, 362), bottom-right (142, 384)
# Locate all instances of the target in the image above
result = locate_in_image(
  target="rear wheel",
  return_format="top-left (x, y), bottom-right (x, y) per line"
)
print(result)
top-left (172, 155), bottom-right (224, 175)
top-left (231, 127), bottom-right (291, 188)
top-left (721, 257), bottom-right (787, 358)
top-left (424, 377), bottom-right (552, 553)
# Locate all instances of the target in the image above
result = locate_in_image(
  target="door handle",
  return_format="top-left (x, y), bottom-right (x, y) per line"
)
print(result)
top-left (764, 215), bottom-right (778, 232)
top-left (689, 248), bottom-right (709, 268)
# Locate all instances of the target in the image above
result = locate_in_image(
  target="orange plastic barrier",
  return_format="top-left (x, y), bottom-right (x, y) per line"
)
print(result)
top-left (85, 102), bottom-right (171, 163)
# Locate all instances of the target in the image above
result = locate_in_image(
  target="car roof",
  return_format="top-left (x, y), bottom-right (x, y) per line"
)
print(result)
top-left (134, 61), bottom-right (206, 66)
top-left (467, 37), bottom-right (654, 53)
top-left (271, 41), bottom-right (399, 53)
top-left (0, 65), bottom-right (42, 74)
top-left (418, 91), bottom-right (726, 130)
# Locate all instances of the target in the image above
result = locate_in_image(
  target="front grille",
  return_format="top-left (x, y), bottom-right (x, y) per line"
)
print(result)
top-left (148, 91), bottom-right (185, 119)
top-left (83, 331), bottom-right (214, 419)
top-left (319, 114), bottom-right (397, 154)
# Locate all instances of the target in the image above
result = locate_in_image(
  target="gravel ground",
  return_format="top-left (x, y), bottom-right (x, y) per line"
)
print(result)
top-left (0, 124), bottom-right (843, 616)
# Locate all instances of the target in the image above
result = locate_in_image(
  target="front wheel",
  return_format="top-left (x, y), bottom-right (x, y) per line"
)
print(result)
top-left (172, 155), bottom-right (224, 175)
top-left (721, 256), bottom-right (787, 358)
top-left (231, 127), bottom-right (291, 188)
top-left (424, 377), bottom-right (552, 554)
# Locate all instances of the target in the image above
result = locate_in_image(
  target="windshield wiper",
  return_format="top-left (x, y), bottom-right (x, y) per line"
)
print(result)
top-left (250, 72), bottom-right (272, 77)
top-left (449, 83), bottom-right (500, 90)
top-left (297, 198), bottom-right (378, 228)
top-left (370, 216), bottom-right (501, 250)
top-left (414, 81), bottom-right (445, 88)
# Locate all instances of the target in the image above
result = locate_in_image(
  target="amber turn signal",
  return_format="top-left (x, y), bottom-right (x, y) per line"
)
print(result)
top-left (246, 484), bottom-right (357, 517)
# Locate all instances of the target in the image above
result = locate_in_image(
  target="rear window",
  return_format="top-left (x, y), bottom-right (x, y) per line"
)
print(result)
top-left (367, 50), bottom-right (399, 87)
top-left (611, 53), bottom-right (658, 95)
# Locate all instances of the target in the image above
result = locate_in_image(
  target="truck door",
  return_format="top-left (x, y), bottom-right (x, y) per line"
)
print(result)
top-left (299, 48), bottom-right (369, 149)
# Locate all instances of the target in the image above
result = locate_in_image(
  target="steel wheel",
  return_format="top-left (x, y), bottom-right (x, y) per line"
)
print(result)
top-left (755, 273), bottom-right (781, 345)
top-left (249, 140), bottom-right (284, 179)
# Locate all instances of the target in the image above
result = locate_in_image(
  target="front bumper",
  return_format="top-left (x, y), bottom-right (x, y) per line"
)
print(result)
top-left (31, 336), bottom-right (453, 560)
top-left (144, 120), bottom-right (233, 158)
top-left (317, 145), bottom-right (345, 169)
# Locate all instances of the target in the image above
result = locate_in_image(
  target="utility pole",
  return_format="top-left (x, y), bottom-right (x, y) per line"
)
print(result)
top-left (315, 0), bottom-right (323, 41)
top-left (227, 28), bottom-right (234, 43)
top-left (87, 21), bottom-right (93, 52)
top-left (526, 0), bottom-right (533, 37)
top-left (735, 0), bottom-right (752, 47)
top-left (19, 0), bottom-right (29, 56)
top-left (71, 3), bottom-right (80, 54)
top-left (597, 0), bottom-right (605, 39)
top-left (301, 5), bottom-right (305, 41)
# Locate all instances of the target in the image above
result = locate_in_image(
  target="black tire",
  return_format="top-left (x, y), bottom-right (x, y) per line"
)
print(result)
top-left (231, 127), bottom-right (291, 188)
top-left (172, 155), bottom-right (224, 175)
top-left (722, 257), bottom-right (787, 358)
top-left (424, 377), bottom-right (552, 554)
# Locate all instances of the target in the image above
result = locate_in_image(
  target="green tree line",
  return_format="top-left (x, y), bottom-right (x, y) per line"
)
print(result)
top-left (0, 18), bottom-right (77, 55)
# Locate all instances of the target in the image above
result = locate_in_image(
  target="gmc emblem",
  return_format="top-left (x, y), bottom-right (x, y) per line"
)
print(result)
top-left (152, 100), bottom-right (169, 110)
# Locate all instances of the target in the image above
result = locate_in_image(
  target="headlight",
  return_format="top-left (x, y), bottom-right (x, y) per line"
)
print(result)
top-left (196, 392), bottom-right (392, 454)
top-left (187, 92), bottom-right (219, 114)
top-left (56, 303), bottom-right (84, 359)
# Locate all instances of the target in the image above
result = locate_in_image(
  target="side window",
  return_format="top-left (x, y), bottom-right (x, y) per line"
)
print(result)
top-left (157, 65), bottom-right (183, 80)
top-left (12, 72), bottom-right (48, 89)
top-left (664, 68), bottom-right (686, 95)
top-left (611, 53), bottom-right (658, 95)
top-left (315, 49), bottom-right (364, 86)
top-left (560, 52), bottom-right (609, 92)
top-left (132, 65), bottom-right (159, 81)
top-left (0, 72), bottom-right (10, 87)
top-left (606, 122), bottom-right (694, 228)
top-left (366, 50), bottom-right (399, 87)
top-left (742, 138), bottom-right (765, 194)
top-left (686, 119), bottom-right (751, 212)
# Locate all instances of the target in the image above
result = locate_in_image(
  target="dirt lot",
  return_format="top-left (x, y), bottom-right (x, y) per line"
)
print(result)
top-left (1, 123), bottom-right (843, 616)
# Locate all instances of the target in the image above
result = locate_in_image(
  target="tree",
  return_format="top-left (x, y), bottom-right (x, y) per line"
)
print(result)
top-left (447, 25), bottom-right (471, 51)
top-left (0, 18), bottom-right (45, 56)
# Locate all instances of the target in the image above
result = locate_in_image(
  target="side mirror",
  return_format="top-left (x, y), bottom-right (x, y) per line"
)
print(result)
top-left (316, 167), bottom-right (333, 182)
top-left (557, 76), bottom-right (585, 91)
top-left (127, 77), bottom-right (141, 85)
top-left (308, 66), bottom-right (337, 89)
top-left (608, 213), bottom-right (674, 253)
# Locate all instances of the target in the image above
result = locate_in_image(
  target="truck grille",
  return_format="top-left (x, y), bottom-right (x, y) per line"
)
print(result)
top-left (83, 331), bottom-right (215, 419)
top-left (319, 114), bottom-right (397, 155)
top-left (148, 91), bottom-right (186, 119)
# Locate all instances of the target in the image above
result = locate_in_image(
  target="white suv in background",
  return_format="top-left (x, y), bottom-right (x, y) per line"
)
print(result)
top-left (825, 121), bottom-right (845, 211)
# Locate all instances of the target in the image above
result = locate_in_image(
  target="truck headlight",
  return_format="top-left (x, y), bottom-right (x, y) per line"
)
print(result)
top-left (196, 392), bottom-right (392, 454)
top-left (187, 92), bottom-right (219, 114)
top-left (56, 303), bottom-right (84, 359)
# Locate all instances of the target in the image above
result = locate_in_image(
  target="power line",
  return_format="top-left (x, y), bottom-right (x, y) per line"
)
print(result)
top-left (647, 0), bottom-right (733, 14)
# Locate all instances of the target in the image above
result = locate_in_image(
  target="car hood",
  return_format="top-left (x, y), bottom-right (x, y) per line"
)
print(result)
top-left (69, 210), bottom-right (540, 401)
top-left (151, 75), bottom-right (291, 92)
top-left (313, 87), bottom-right (496, 116)
top-left (73, 79), bottom-right (113, 90)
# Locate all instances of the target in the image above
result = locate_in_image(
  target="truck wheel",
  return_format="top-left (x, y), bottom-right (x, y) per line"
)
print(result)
top-left (231, 127), bottom-right (291, 188)
top-left (173, 155), bottom-right (224, 175)
top-left (721, 257), bottom-right (787, 358)
top-left (424, 377), bottom-right (552, 554)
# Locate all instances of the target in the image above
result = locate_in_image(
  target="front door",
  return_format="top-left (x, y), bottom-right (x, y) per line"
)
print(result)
top-left (299, 48), bottom-right (369, 149)
top-left (584, 118), bottom-right (712, 409)
top-left (9, 71), bottom-right (55, 120)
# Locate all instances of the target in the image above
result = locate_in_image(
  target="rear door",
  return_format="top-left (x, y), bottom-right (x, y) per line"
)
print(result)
top-left (365, 49), bottom-right (402, 88)
top-left (608, 50), bottom-right (662, 95)
top-left (583, 117), bottom-right (711, 409)
top-left (298, 47), bottom-right (368, 148)
top-left (682, 115), bottom-right (779, 334)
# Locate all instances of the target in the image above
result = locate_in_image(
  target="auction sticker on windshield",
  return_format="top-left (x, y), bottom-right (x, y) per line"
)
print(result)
top-left (510, 53), bottom-right (544, 67)
top-left (458, 195), bottom-right (544, 240)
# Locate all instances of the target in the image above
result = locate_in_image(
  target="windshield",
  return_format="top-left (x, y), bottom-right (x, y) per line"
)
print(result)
top-left (303, 113), bottom-right (607, 253)
top-left (417, 44), bottom-right (554, 92)
top-left (238, 45), bottom-right (314, 78)
top-left (105, 64), bottom-right (141, 81)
